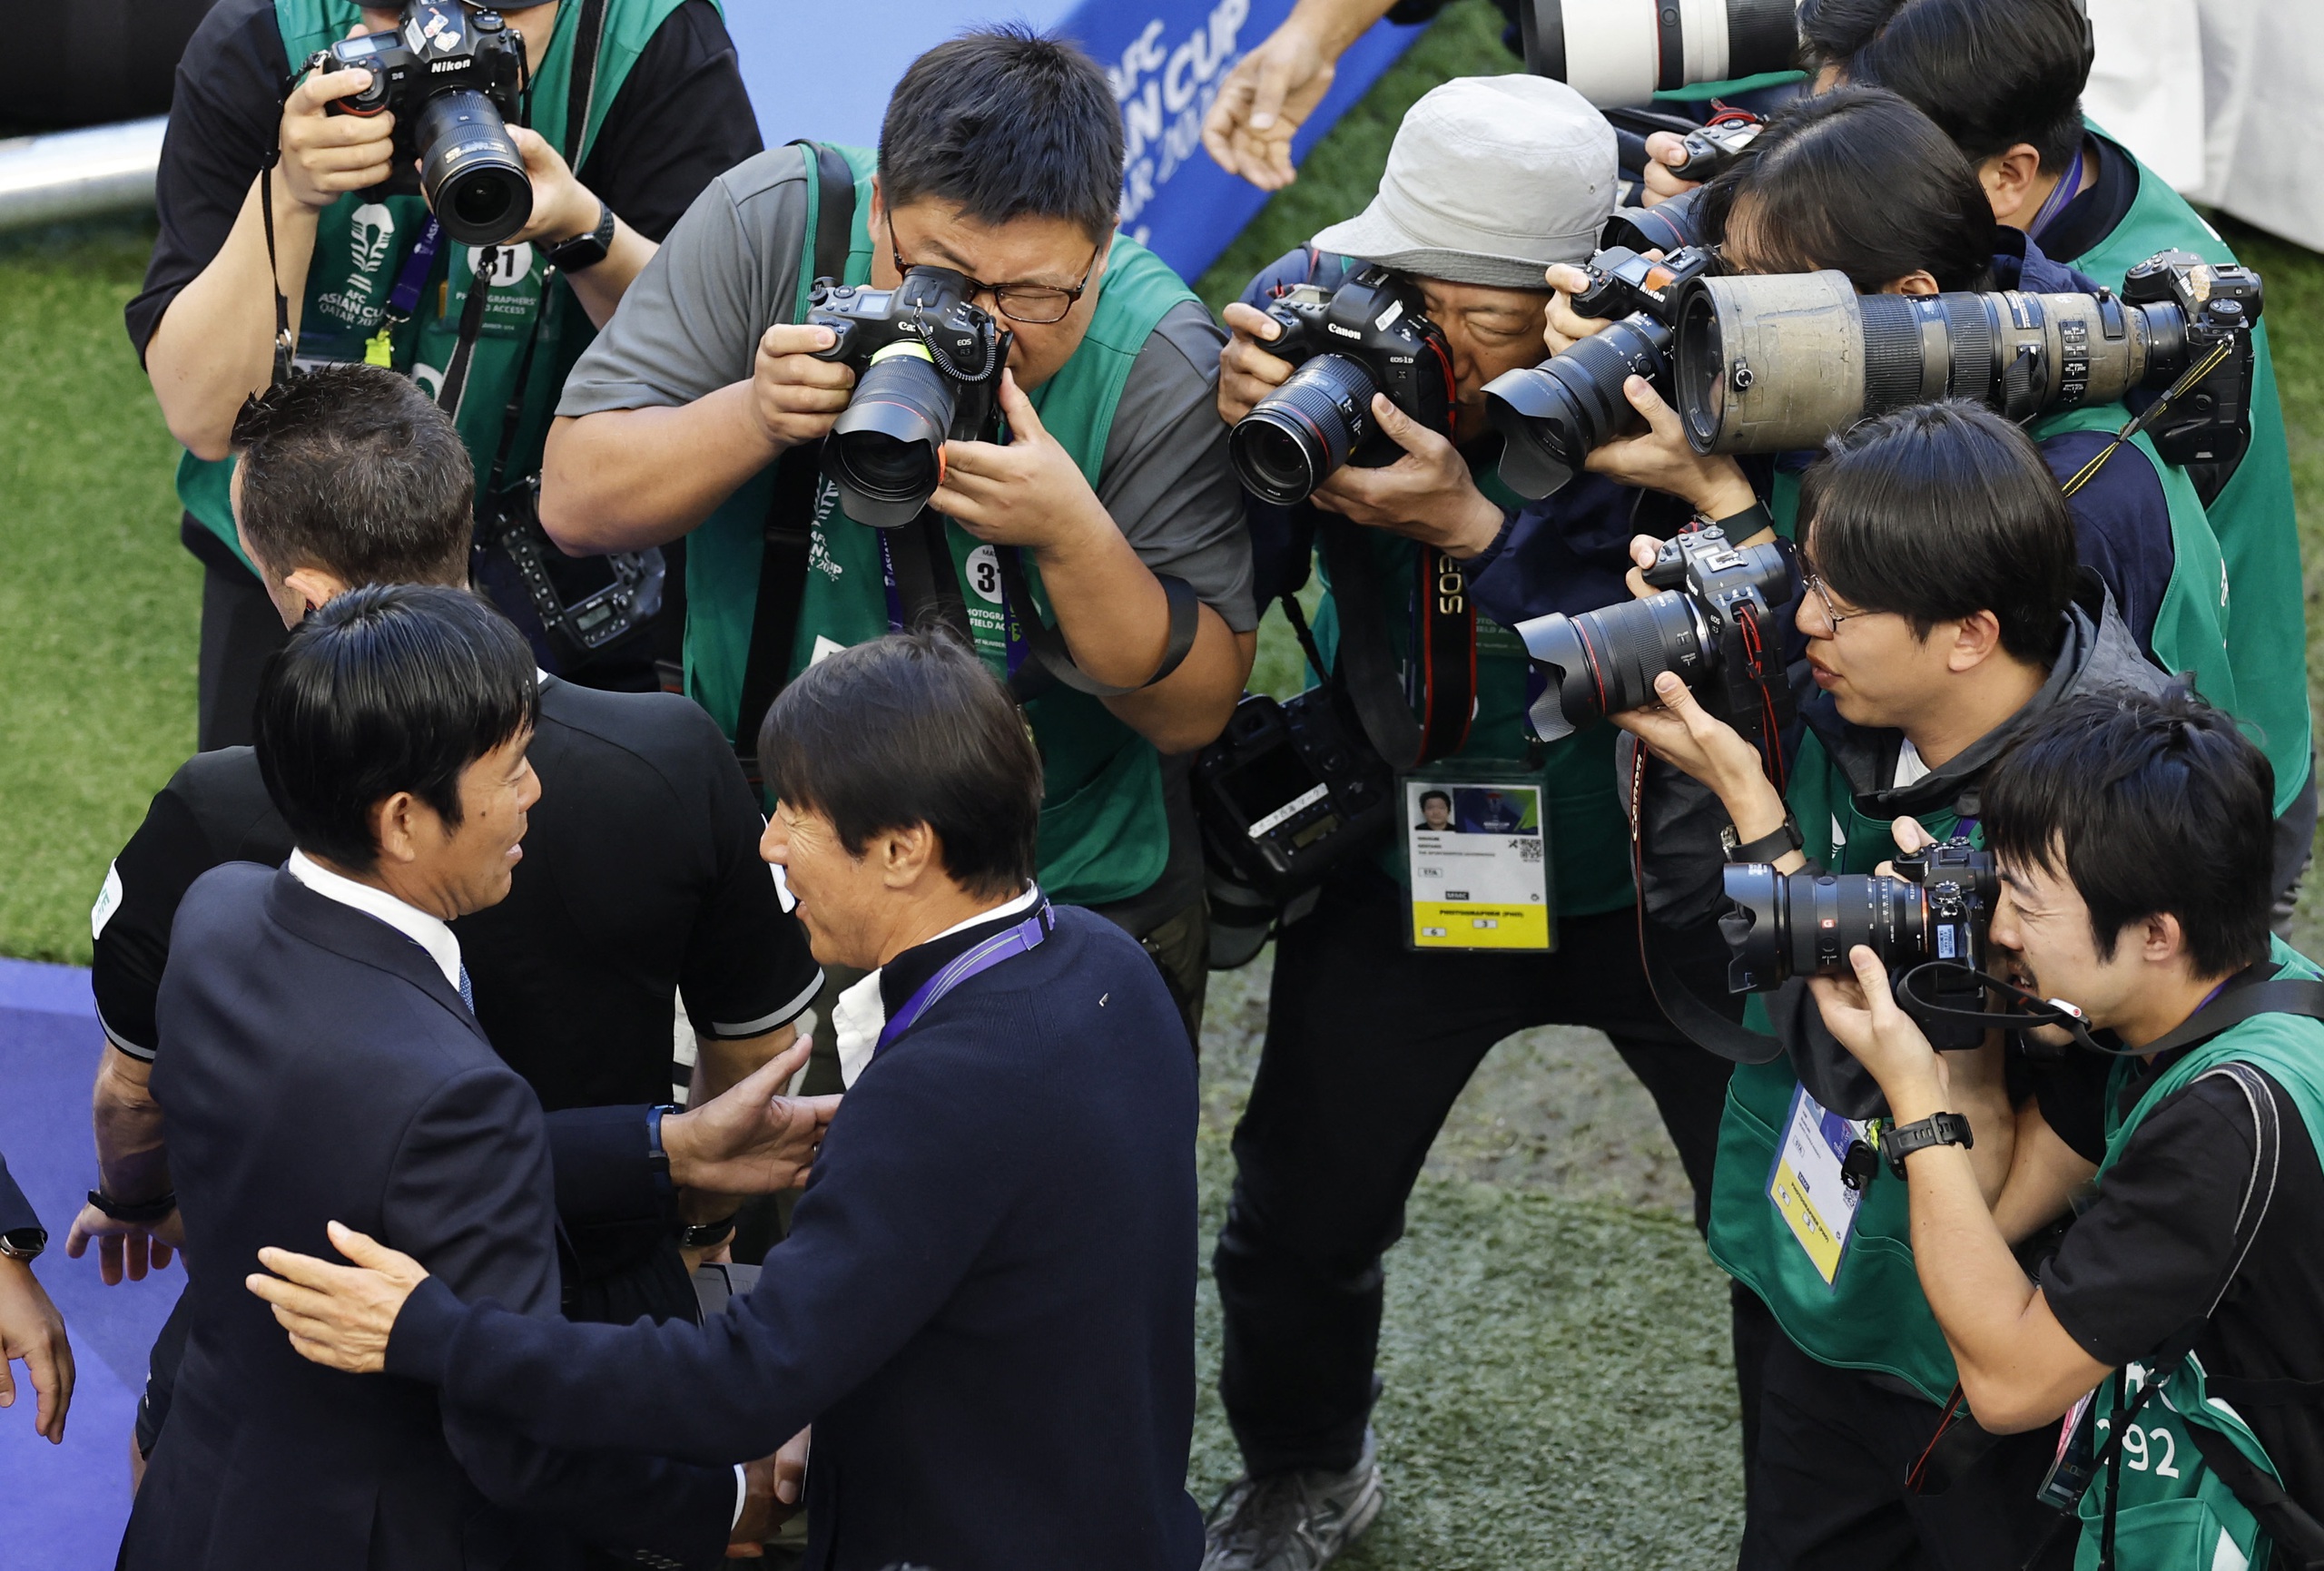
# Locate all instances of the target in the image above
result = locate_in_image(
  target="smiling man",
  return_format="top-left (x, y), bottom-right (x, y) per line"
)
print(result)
top-left (538, 25), bottom-right (1256, 1036)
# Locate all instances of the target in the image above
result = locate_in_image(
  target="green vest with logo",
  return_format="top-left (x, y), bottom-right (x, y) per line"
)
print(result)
top-left (1705, 730), bottom-right (1967, 1402)
top-left (178, 0), bottom-right (690, 568)
top-left (2064, 123), bottom-right (2310, 819)
top-left (2073, 938), bottom-right (2324, 1570)
top-left (1305, 484), bottom-right (1635, 918)
top-left (681, 144), bottom-right (1201, 907)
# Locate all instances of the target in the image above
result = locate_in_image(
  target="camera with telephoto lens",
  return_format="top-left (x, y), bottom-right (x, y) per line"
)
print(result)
top-left (1517, 0), bottom-right (1801, 108)
top-left (1514, 523), bottom-right (1794, 751)
top-left (805, 267), bottom-right (1012, 528)
top-left (1673, 249), bottom-right (2264, 465)
top-left (1721, 838), bottom-right (1999, 1049)
top-left (310, 2), bottom-right (531, 246)
top-left (1482, 243), bottom-right (1719, 500)
top-left (1227, 266), bottom-right (1456, 507)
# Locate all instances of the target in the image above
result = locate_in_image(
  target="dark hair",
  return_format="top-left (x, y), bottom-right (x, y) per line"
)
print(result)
top-left (1799, 401), bottom-right (2077, 667)
top-left (1700, 86), bottom-right (1996, 293)
top-left (1984, 687), bottom-right (2275, 975)
top-left (759, 632), bottom-right (1041, 898)
top-left (1800, 0), bottom-right (2090, 172)
top-left (255, 584), bottom-right (537, 871)
top-left (1420, 790), bottom-right (1451, 808)
top-left (880, 25), bottom-right (1124, 243)
top-left (231, 364), bottom-right (473, 585)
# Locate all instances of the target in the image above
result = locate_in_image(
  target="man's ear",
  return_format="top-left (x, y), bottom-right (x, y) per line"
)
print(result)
top-left (1976, 145), bottom-right (2046, 223)
top-left (2139, 910), bottom-right (2189, 967)
top-left (867, 174), bottom-right (883, 231)
top-left (282, 566), bottom-right (350, 618)
top-left (1884, 270), bottom-right (1943, 299)
top-left (875, 821), bottom-right (940, 889)
top-left (370, 790), bottom-right (423, 868)
top-left (1944, 609), bottom-right (2005, 673)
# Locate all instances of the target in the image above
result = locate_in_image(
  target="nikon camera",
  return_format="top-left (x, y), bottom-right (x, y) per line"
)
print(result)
top-left (1228, 266), bottom-right (1456, 507)
top-left (1673, 249), bottom-right (2264, 469)
top-left (806, 267), bottom-right (1011, 528)
top-left (311, 1), bottom-right (531, 246)
top-left (1482, 244), bottom-right (1718, 500)
top-left (1722, 839), bottom-right (1999, 1049)
top-left (1513, 523), bottom-right (1794, 756)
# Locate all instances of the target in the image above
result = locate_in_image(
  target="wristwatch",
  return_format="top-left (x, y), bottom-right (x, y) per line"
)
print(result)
top-left (87, 1188), bottom-right (177, 1224)
top-left (1721, 810), bottom-right (1803, 864)
top-left (0, 1226), bottom-right (46, 1262)
top-left (1883, 1111), bottom-right (1974, 1178)
top-left (545, 199), bottom-right (615, 272)
top-left (675, 1213), bottom-right (739, 1251)
top-left (646, 1105), bottom-right (679, 1197)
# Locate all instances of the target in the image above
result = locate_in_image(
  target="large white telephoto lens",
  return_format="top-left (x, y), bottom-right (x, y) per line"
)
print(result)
top-left (1519, 0), bottom-right (1800, 108)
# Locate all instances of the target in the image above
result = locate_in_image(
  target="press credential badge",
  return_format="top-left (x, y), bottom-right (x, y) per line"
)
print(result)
top-left (1769, 1084), bottom-right (1875, 1285)
top-left (1404, 777), bottom-right (1550, 951)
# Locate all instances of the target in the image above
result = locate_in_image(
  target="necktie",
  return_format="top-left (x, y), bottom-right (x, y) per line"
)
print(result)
top-left (458, 963), bottom-right (475, 1013)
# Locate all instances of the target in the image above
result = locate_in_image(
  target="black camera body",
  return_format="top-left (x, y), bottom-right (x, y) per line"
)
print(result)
top-left (806, 267), bottom-right (1011, 527)
top-left (1515, 524), bottom-right (1794, 752)
top-left (1195, 688), bottom-right (1395, 901)
top-left (1721, 838), bottom-right (1999, 1049)
top-left (1227, 266), bottom-right (1456, 506)
top-left (2121, 249), bottom-right (2263, 472)
top-left (1483, 244), bottom-right (1718, 500)
top-left (311, 2), bottom-right (531, 246)
top-left (1666, 114), bottom-right (1763, 184)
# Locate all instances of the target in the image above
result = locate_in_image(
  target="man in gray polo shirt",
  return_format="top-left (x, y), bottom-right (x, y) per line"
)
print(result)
top-left (537, 25), bottom-right (1254, 1040)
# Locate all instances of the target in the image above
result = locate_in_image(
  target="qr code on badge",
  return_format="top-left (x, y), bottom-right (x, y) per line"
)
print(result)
top-left (1516, 839), bottom-right (1543, 863)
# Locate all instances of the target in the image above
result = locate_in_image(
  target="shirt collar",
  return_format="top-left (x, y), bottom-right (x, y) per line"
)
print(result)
top-left (828, 884), bottom-right (1044, 1089)
top-left (286, 848), bottom-right (464, 993)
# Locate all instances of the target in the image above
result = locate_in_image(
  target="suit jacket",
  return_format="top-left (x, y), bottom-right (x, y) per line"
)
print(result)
top-left (386, 905), bottom-right (1205, 1571)
top-left (123, 865), bottom-right (734, 1571)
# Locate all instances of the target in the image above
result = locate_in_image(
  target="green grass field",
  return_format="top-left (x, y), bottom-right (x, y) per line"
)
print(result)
top-left (2, 5), bottom-right (2319, 1563)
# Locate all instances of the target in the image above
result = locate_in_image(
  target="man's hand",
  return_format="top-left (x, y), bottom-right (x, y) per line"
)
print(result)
top-left (1610, 670), bottom-right (1773, 796)
top-left (504, 125), bottom-right (602, 246)
top-left (663, 1036), bottom-right (838, 1196)
top-left (751, 324), bottom-right (856, 452)
top-left (65, 1202), bottom-right (183, 1284)
top-left (1583, 377), bottom-right (1758, 516)
top-left (931, 371), bottom-right (1113, 555)
top-left (279, 37), bottom-right (397, 211)
top-left (1216, 301), bottom-right (1294, 426)
top-left (1311, 396), bottom-right (1505, 558)
top-left (1640, 132), bottom-right (1704, 205)
top-left (0, 1257), bottom-right (74, 1444)
top-left (728, 1427), bottom-right (812, 1556)
top-left (246, 1221), bottom-right (427, 1375)
top-left (1541, 263), bottom-right (1618, 357)
top-left (1200, 24), bottom-right (1337, 190)
top-left (1809, 947), bottom-right (1950, 1116)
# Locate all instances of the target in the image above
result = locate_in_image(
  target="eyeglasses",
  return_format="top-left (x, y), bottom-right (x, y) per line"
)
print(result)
top-left (885, 213), bottom-right (1103, 326)
top-left (1802, 570), bottom-right (1872, 630)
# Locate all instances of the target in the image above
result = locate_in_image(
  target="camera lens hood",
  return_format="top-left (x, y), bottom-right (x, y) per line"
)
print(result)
top-left (824, 341), bottom-right (956, 528)
top-left (416, 89), bottom-right (531, 246)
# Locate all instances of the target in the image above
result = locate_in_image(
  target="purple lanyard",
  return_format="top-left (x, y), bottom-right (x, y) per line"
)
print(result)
top-left (2026, 146), bottom-right (2086, 243)
top-left (872, 900), bottom-right (1051, 1056)
top-left (385, 216), bottom-right (445, 324)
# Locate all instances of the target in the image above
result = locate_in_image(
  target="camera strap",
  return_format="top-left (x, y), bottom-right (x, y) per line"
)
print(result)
top-left (2054, 334), bottom-right (2237, 499)
top-left (1316, 515), bottom-right (1474, 767)
top-left (261, 158), bottom-right (296, 388)
top-left (994, 546), bottom-right (1201, 700)
top-left (734, 139), bottom-right (859, 781)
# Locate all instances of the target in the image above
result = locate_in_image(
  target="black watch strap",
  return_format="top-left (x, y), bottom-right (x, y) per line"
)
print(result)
top-left (545, 200), bottom-right (615, 271)
top-left (1884, 1111), bottom-right (1974, 1178)
top-left (675, 1213), bottom-right (739, 1250)
top-left (1722, 810), bottom-right (1803, 864)
top-left (88, 1188), bottom-right (177, 1224)
top-left (0, 1226), bottom-right (47, 1262)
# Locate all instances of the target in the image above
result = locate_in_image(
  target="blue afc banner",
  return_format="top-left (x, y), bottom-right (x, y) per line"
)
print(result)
top-left (728, 0), bottom-right (1426, 285)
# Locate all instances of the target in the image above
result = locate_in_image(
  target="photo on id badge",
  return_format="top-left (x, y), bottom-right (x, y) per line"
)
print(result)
top-left (1403, 772), bottom-right (1551, 952)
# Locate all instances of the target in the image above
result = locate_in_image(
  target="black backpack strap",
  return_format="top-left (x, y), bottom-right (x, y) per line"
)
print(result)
top-left (563, 0), bottom-right (608, 167)
top-left (734, 141), bottom-right (857, 780)
top-left (2136, 977), bottom-right (2324, 1057)
top-left (1318, 515), bottom-right (1453, 768)
top-left (999, 548), bottom-right (1200, 701)
top-left (2180, 1427), bottom-right (2324, 1570)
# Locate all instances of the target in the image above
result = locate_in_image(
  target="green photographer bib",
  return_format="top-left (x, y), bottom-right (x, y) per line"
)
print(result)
top-left (177, 0), bottom-right (691, 568)
top-left (2070, 938), bottom-right (2324, 1571)
top-left (2065, 123), bottom-right (2310, 819)
top-left (1705, 731), bottom-right (1967, 1403)
top-left (681, 143), bottom-right (1201, 907)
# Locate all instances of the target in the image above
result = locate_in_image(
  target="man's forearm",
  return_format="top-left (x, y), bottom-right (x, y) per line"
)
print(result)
top-left (92, 1049), bottom-right (170, 1203)
top-left (1281, 0), bottom-right (1399, 54)
top-left (145, 172), bottom-right (320, 461)
top-left (539, 392), bottom-right (780, 554)
top-left (691, 1025), bottom-right (796, 1105)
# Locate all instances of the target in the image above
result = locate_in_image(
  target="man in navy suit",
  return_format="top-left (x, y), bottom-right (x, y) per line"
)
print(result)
top-left (253, 632), bottom-right (1206, 1571)
top-left (125, 585), bottom-right (774, 1570)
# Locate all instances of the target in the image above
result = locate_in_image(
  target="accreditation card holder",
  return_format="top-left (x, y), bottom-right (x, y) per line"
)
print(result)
top-left (1400, 763), bottom-right (1552, 953)
top-left (1768, 1083), bottom-right (1878, 1286)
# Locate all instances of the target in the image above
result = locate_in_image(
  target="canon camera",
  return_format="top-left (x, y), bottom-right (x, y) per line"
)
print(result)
top-left (311, 1), bottom-right (531, 246)
top-left (805, 268), bottom-right (1012, 528)
top-left (1228, 266), bottom-right (1456, 506)
top-left (1514, 524), bottom-right (1794, 753)
top-left (1722, 839), bottom-right (1999, 1049)
top-left (1482, 244), bottom-right (1718, 500)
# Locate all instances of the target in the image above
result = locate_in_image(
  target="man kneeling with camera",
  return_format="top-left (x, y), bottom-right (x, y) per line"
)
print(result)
top-left (1610, 399), bottom-right (2170, 1566)
top-left (1812, 687), bottom-right (2324, 1569)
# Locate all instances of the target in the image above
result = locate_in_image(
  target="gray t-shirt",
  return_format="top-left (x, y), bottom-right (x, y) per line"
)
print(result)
top-left (560, 144), bottom-right (1258, 632)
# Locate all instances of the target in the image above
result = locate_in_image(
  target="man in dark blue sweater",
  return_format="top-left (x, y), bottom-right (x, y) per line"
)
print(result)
top-left (251, 631), bottom-right (1204, 1571)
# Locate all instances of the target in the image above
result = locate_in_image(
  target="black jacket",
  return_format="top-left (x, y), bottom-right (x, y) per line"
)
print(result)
top-left (123, 865), bottom-right (734, 1571)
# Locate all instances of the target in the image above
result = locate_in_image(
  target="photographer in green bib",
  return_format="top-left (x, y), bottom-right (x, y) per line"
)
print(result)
top-left (1614, 402), bottom-right (2170, 1567)
top-left (1810, 686), bottom-right (2324, 1571)
top-left (533, 26), bottom-right (1259, 1040)
top-left (1626, 0), bottom-right (2318, 899)
top-left (132, 0), bottom-right (764, 744)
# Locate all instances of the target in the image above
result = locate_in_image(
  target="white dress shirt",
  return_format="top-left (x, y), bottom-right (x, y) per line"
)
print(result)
top-left (286, 848), bottom-right (463, 992)
top-left (830, 883), bottom-right (1042, 1089)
